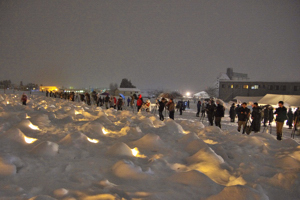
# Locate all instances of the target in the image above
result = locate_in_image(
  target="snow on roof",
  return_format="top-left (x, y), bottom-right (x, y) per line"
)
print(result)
top-left (117, 88), bottom-right (140, 92)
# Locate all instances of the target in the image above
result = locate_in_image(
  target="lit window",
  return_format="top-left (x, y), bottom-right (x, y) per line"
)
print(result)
top-left (251, 85), bottom-right (259, 89)
top-left (243, 85), bottom-right (248, 89)
top-left (231, 85), bottom-right (233, 88)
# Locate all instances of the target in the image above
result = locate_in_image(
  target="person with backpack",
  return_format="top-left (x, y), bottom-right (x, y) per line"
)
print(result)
top-left (117, 96), bottom-right (123, 110)
top-left (21, 93), bottom-right (28, 105)
top-left (251, 102), bottom-right (262, 133)
top-left (237, 102), bottom-right (251, 133)
top-left (215, 100), bottom-right (225, 128)
top-left (136, 95), bottom-right (143, 112)
top-left (274, 101), bottom-right (287, 140)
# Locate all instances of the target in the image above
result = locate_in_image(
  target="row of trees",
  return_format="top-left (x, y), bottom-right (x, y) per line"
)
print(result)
top-left (0, 80), bottom-right (40, 91)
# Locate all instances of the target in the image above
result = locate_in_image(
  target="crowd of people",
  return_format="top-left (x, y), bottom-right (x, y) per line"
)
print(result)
top-left (21, 90), bottom-right (300, 140)
top-left (228, 101), bottom-right (300, 140)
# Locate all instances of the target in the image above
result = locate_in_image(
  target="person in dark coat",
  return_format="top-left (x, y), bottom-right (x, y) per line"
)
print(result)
top-left (176, 100), bottom-right (184, 115)
top-left (237, 102), bottom-right (250, 133)
top-left (166, 99), bottom-right (175, 120)
top-left (201, 101), bottom-right (206, 118)
top-left (187, 100), bottom-right (190, 109)
top-left (21, 93), bottom-right (27, 105)
top-left (287, 108), bottom-right (294, 129)
top-left (206, 100), bottom-right (216, 126)
top-left (251, 103), bottom-right (262, 133)
top-left (229, 103), bottom-right (236, 122)
top-left (294, 108), bottom-right (300, 130)
top-left (127, 97), bottom-right (130, 107)
top-left (274, 101), bottom-right (287, 140)
top-left (158, 98), bottom-right (166, 121)
top-left (215, 100), bottom-right (224, 128)
top-left (263, 106), bottom-right (270, 126)
top-left (196, 101), bottom-right (202, 117)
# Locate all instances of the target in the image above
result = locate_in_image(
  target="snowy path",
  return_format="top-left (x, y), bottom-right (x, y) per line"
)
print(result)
top-left (0, 92), bottom-right (300, 200)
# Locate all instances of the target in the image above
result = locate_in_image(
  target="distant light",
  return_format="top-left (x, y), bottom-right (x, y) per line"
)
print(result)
top-left (186, 92), bottom-right (190, 97)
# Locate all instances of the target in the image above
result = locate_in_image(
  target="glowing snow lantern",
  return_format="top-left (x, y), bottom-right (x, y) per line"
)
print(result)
top-left (87, 137), bottom-right (99, 143)
top-left (26, 114), bottom-right (31, 119)
top-left (28, 123), bottom-right (40, 130)
top-left (24, 135), bottom-right (38, 144)
top-left (6, 101), bottom-right (9, 104)
top-left (102, 127), bottom-right (109, 135)
top-left (131, 147), bottom-right (146, 158)
top-left (75, 110), bottom-right (81, 115)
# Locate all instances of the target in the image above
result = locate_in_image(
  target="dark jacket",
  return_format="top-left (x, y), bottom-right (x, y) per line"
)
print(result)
top-left (215, 104), bottom-right (224, 117)
top-left (294, 109), bottom-right (300, 122)
top-left (197, 102), bottom-right (201, 110)
top-left (229, 105), bottom-right (236, 119)
top-left (237, 107), bottom-right (250, 121)
top-left (287, 109), bottom-right (294, 121)
top-left (252, 107), bottom-right (262, 120)
top-left (158, 101), bottom-right (165, 112)
top-left (264, 108), bottom-right (269, 120)
top-left (206, 104), bottom-right (216, 116)
top-left (274, 106), bottom-right (287, 122)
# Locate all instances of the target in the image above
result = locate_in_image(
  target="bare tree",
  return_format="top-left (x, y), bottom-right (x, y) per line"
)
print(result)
top-left (205, 86), bottom-right (217, 98)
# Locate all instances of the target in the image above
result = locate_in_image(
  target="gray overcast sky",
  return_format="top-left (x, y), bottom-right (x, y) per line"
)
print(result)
top-left (0, 0), bottom-right (299, 92)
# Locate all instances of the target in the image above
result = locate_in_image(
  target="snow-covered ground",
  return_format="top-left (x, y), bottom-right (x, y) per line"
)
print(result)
top-left (0, 91), bottom-right (300, 200)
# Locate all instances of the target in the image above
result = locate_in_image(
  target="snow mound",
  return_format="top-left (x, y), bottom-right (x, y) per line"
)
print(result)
top-left (198, 126), bottom-right (223, 136)
top-left (106, 142), bottom-right (133, 157)
top-left (0, 158), bottom-right (16, 176)
top-left (206, 185), bottom-right (269, 200)
top-left (177, 133), bottom-right (200, 146)
top-left (164, 119), bottom-right (185, 136)
top-left (80, 122), bottom-right (104, 136)
top-left (186, 147), bottom-right (224, 165)
top-left (59, 132), bottom-right (99, 146)
top-left (1, 127), bottom-right (37, 145)
top-left (29, 195), bottom-right (57, 200)
top-left (30, 141), bottom-right (59, 156)
top-left (184, 139), bottom-right (209, 155)
top-left (168, 170), bottom-right (224, 193)
top-left (111, 160), bottom-right (151, 180)
top-left (130, 133), bottom-right (165, 151)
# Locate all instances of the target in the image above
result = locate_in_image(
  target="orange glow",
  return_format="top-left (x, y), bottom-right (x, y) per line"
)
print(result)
top-left (24, 135), bottom-right (37, 144)
top-left (131, 147), bottom-right (147, 158)
top-left (28, 123), bottom-right (40, 130)
top-left (87, 137), bottom-right (99, 143)
top-left (102, 127), bottom-right (109, 135)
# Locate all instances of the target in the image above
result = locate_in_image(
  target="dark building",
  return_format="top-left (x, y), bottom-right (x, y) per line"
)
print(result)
top-left (219, 80), bottom-right (300, 102)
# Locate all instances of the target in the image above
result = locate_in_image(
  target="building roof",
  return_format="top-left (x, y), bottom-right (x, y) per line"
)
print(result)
top-left (117, 88), bottom-right (140, 92)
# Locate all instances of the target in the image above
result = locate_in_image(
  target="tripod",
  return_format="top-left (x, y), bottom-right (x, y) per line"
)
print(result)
top-left (291, 117), bottom-right (298, 139)
top-left (262, 124), bottom-right (272, 134)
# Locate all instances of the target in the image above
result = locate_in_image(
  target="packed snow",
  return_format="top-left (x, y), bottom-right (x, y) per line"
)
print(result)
top-left (0, 92), bottom-right (299, 200)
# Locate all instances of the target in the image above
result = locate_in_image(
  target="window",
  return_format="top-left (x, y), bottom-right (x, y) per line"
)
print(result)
top-left (235, 85), bottom-right (240, 89)
top-left (281, 85), bottom-right (286, 91)
top-left (275, 85), bottom-right (279, 90)
top-left (231, 85), bottom-right (233, 88)
top-left (251, 85), bottom-right (259, 89)
top-left (228, 85), bottom-right (233, 88)
top-left (262, 85), bottom-right (265, 88)
top-left (222, 84), bottom-right (225, 88)
top-left (268, 85), bottom-right (273, 90)
top-left (243, 85), bottom-right (248, 89)
top-left (294, 86), bottom-right (300, 91)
